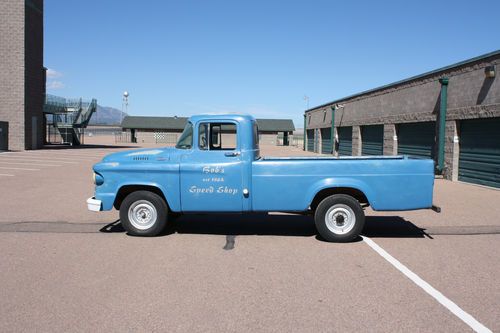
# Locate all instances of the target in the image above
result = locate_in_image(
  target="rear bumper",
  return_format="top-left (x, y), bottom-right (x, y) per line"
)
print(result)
top-left (431, 204), bottom-right (441, 213)
top-left (87, 197), bottom-right (102, 212)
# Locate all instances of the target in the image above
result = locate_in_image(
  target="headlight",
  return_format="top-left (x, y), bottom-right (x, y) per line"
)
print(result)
top-left (93, 172), bottom-right (104, 185)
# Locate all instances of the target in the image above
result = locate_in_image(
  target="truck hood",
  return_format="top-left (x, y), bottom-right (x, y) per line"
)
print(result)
top-left (101, 147), bottom-right (177, 163)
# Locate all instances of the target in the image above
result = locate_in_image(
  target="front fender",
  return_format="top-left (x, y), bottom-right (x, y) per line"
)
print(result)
top-left (96, 180), bottom-right (180, 212)
top-left (117, 180), bottom-right (170, 204)
top-left (93, 160), bottom-right (181, 212)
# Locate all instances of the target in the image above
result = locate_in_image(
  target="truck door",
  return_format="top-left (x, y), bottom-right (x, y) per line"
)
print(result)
top-left (180, 121), bottom-right (244, 212)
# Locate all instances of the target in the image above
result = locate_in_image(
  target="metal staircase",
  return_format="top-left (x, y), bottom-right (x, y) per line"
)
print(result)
top-left (44, 95), bottom-right (97, 145)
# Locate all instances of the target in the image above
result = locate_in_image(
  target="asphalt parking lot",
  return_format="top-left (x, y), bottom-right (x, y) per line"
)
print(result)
top-left (0, 143), bottom-right (499, 332)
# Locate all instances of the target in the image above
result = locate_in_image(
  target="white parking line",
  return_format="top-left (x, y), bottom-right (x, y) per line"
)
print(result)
top-left (362, 236), bottom-right (492, 333)
top-left (2, 154), bottom-right (95, 161)
top-left (12, 150), bottom-right (108, 155)
top-left (0, 166), bottom-right (40, 171)
top-left (0, 161), bottom-right (61, 167)
top-left (0, 157), bottom-right (78, 164)
top-left (14, 152), bottom-right (106, 159)
top-left (0, 173), bottom-right (14, 177)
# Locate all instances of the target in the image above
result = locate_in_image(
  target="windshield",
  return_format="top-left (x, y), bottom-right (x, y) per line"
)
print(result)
top-left (175, 122), bottom-right (193, 149)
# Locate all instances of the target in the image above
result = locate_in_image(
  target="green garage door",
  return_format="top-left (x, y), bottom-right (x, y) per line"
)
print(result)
top-left (362, 125), bottom-right (384, 156)
top-left (338, 127), bottom-right (352, 156)
top-left (459, 118), bottom-right (500, 188)
top-left (314, 129), bottom-right (319, 153)
top-left (320, 128), bottom-right (332, 154)
top-left (398, 122), bottom-right (436, 158)
top-left (306, 129), bottom-right (314, 152)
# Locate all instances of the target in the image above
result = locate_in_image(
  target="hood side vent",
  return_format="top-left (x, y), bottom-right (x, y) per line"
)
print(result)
top-left (132, 156), bottom-right (149, 161)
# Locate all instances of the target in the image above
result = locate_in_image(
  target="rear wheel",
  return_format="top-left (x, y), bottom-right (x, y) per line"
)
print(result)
top-left (314, 194), bottom-right (365, 242)
top-left (120, 191), bottom-right (168, 236)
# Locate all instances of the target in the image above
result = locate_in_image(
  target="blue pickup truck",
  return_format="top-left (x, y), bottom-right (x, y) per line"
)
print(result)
top-left (87, 114), bottom-right (435, 242)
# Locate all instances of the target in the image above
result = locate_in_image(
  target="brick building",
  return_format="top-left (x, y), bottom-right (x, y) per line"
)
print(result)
top-left (0, 0), bottom-right (45, 151)
top-left (304, 51), bottom-right (500, 188)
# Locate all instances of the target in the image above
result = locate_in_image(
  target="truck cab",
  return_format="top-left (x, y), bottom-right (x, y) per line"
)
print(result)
top-left (176, 115), bottom-right (257, 212)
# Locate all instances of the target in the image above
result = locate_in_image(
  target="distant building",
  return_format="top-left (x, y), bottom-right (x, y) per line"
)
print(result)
top-left (121, 116), bottom-right (295, 146)
top-left (0, 0), bottom-right (45, 150)
top-left (304, 50), bottom-right (500, 188)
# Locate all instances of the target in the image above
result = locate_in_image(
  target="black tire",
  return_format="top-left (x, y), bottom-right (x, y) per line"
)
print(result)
top-left (314, 194), bottom-right (365, 242)
top-left (119, 190), bottom-right (168, 236)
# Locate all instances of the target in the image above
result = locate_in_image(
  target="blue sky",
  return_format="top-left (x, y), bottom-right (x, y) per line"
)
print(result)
top-left (45, 0), bottom-right (500, 126)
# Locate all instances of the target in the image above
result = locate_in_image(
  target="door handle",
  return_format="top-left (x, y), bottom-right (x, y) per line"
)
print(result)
top-left (224, 151), bottom-right (240, 157)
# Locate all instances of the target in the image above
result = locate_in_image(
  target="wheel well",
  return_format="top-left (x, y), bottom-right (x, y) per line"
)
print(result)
top-left (310, 187), bottom-right (369, 211)
top-left (114, 185), bottom-right (168, 210)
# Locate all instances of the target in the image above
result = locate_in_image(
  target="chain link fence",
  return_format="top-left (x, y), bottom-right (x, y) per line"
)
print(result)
top-left (153, 132), bottom-right (179, 145)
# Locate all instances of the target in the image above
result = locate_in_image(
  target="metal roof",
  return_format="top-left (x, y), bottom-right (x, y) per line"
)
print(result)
top-left (121, 116), bottom-right (188, 130)
top-left (256, 119), bottom-right (295, 132)
top-left (306, 49), bottom-right (500, 113)
top-left (121, 116), bottom-right (295, 132)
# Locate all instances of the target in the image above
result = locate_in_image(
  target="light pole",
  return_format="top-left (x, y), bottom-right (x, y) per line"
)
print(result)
top-left (303, 95), bottom-right (309, 109)
top-left (303, 95), bottom-right (309, 151)
top-left (122, 91), bottom-right (129, 125)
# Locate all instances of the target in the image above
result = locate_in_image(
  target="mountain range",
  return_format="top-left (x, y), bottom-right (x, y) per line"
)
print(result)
top-left (89, 105), bottom-right (128, 125)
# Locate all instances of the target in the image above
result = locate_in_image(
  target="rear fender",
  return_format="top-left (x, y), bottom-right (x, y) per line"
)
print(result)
top-left (306, 178), bottom-right (375, 208)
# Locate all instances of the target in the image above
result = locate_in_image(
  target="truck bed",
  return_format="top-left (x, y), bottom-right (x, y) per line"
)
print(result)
top-left (260, 155), bottom-right (406, 161)
top-left (251, 155), bottom-right (434, 212)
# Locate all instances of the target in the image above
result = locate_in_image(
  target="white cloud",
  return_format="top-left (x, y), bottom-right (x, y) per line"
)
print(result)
top-left (46, 68), bottom-right (63, 79)
top-left (47, 80), bottom-right (65, 89)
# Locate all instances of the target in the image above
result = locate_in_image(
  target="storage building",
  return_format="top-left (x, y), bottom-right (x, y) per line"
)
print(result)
top-left (304, 50), bottom-right (500, 188)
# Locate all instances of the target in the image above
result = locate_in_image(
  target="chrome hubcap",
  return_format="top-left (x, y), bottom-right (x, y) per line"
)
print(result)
top-left (128, 200), bottom-right (157, 230)
top-left (325, 204), bottom-right (355, 235)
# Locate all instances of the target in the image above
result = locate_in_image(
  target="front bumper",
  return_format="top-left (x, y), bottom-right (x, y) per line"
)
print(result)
top-left (87, 197), bottom-right (102, 212)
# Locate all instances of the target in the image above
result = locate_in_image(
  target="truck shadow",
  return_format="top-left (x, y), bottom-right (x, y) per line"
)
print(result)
top-left (363, 216), bottom-right (431, 239)
top-left (100, 214), bottom-right (430, 239)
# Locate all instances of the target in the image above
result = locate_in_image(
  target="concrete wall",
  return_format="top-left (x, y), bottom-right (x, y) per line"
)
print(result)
top-left (305, 52), bottom-right (500, 180)
top-left (383, 124), bottom-right (397, 155)
top-left (444, 120), bottom-right (459, 181)
top-left (259, 133), bottom-right (278, 145)
top-left (0, 0), bottom-right (44, 150)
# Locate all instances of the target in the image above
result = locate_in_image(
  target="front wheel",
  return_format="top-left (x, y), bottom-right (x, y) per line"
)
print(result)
top-left (120, 191), bottom-right (168, 236)
top-left (314, 194), bottom-right (365, 242)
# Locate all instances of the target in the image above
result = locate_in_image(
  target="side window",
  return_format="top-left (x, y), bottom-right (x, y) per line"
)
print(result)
top-left (211, 123), bottom-right (237, 150)
top-left (211, 125), bottom-right (221, 149)
top-left (198, 123), bottom-right (208, 150)
top-left (198, 122), bottom-right (237, 150)
top-left (253, 122), bottom-right (259, 148)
